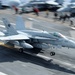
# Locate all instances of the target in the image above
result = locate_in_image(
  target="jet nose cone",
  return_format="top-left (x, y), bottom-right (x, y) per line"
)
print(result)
top-left (20, 42), bottom-right (33, 49)
top-left (57, 8), bottom-right (64, 12)
top-left (25, 43), bottom-right (33, 49)
top-left (69, 40), bottom-right (75, 48)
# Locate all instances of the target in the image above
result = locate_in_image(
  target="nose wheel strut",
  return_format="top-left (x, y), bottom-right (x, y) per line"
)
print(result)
top-left (19, 48), bottom-right (24, 53)
top-left (50, 52), bottom-right (55, 56)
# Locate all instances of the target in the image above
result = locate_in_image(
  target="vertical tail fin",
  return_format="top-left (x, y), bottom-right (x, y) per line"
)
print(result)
top-left (2, 18), bottom-right (18, 35)
top-left (16, 15), bottom-right (25, 30)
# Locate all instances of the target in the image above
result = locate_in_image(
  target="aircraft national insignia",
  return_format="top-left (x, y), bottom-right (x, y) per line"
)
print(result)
top-left (8, 24), bottom-right (11, 27)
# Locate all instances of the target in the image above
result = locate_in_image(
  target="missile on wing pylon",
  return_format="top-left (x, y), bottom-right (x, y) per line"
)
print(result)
top-left (9, 41), bottom-right (33, 49)
top-left (20, 41), bottom-right (33, 49)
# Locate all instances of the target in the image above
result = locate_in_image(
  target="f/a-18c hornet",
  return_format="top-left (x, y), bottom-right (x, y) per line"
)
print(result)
top-left (0, 16), bottom-right (75, 56)
top-left (57, 2), bottom-right (75, 13)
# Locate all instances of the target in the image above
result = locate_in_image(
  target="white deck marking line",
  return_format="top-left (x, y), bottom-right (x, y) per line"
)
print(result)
top-left (0, 25), bottom-right (5, 28)
top-left (0, 72), bottom-right (8, 75)
top-left (71, 27), bottom-right (75, 30)
top-left (0, 20), bottom-right (16, 25)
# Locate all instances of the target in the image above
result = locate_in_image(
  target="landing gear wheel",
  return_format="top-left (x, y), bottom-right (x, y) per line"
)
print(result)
top-left (50, 52), bottom-right (55, 56)
top-left (19, 48), bottom-right (24, 53)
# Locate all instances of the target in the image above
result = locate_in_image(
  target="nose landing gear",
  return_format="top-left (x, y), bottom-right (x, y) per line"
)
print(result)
top-left (50, 52), bottom-right (55, 56)
top-left (19, 48), bottom-right (24, 53)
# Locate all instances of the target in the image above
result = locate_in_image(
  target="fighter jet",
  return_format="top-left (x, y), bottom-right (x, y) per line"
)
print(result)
top-left (1, 16), bottom-right (75, 56)
top-left (15, 16), bottom-right (75, 49)
top-left (57, 3), bottom-right (75, 13)
top-left (27, 0), bottom-right (60, 10)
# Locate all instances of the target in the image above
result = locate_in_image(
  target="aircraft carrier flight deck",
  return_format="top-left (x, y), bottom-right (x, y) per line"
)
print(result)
top-left (0, 9), bottom-right (75, 75)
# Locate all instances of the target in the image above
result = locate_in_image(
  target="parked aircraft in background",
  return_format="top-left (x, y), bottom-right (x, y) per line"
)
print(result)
top-left (57, 3), bottom-right (75, 13)
top-left (8, 0), bottom-right (60, 12)
top-left (1, 16), bottom-right (75, 56)
top-left (0, 0), bottom-right (60, 12)
top-left (26, 0), bottom-right (60, 11)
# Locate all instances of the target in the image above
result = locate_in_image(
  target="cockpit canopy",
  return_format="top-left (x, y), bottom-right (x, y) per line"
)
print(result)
top-left (67, 3), bottom-right (75, 7)
top-left (51, 32), bottom-right (66, 38)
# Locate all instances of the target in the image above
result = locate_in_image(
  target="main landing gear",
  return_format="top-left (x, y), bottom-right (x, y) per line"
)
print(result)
top-left (19, 48), bottom-right (24, 53)
top-left (18, 48), bottom-right (55, 56)
top-left (50, 52), bottom-right (55, 56)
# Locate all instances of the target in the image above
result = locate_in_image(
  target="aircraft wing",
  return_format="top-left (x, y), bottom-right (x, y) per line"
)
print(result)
top-left (31, 36), bottom-right (56, 41)
top-left (0, 34), bottom-right (29, 41)
top-left (45, 1), bottom-right (59, 5)
top-left (71, 6), bottom-right (75, 8)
